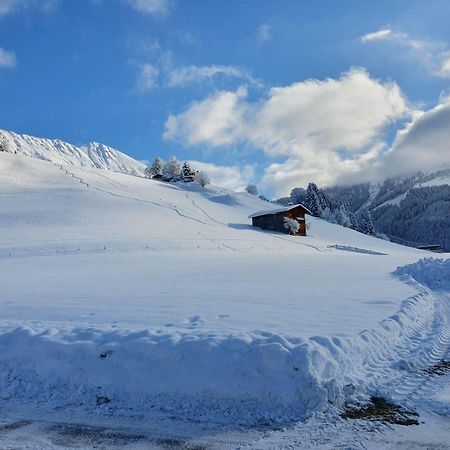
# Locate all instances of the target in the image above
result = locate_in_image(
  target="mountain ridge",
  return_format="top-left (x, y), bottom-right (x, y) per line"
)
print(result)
top-left (0, 129), bottom-right (146, 176)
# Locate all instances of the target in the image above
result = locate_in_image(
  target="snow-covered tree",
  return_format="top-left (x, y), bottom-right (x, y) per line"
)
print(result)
top-left (0, 133), bottom-right (10, 153)
top-left (181, 161), bottom-right (195, 182)
top-left (163, 156), bottom-right (181, 181)
top-left (356, 209), bottom-right (376, 235)
top-left (290, 187), bottom-right (306, 204)
top-left (304, 182), bottom-right (330, 217)
top-left (335, 205), bottom-right (352, 228)
top-left (145, 156), bottom-right (164, 178)
top-left (195, 171), bottom-right (210, 187)
top-left (304, 183), bottom-right (321, 216)
top-left (284, 217), bottom-right (300, 235)
top-left (245, 184), bottom-right (258, 195)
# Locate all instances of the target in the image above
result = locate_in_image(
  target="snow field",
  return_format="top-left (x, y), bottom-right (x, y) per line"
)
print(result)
top-left (0, 151), bottom-right (449, 424)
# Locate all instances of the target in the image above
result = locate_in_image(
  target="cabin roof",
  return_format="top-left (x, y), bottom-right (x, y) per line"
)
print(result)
top-left (248, 203), bottom-right (312, 219)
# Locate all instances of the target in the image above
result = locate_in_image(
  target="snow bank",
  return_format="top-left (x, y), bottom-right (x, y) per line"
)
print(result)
top-left (394, 258), bottom-right (450, 291)
top-left (0, 286), bottom-right (440, 424)
top-left (0, 326), bottom-right (338, 423)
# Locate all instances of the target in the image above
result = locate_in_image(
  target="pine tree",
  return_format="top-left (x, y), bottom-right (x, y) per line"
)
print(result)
top-left (335, 205), bottom-right (352, 228)
top-left (181, 161), bottom-right (195, 182)
top-left (356, 209), bottom-right (376, 235)
top-left (290, 187), bottom-right (306, 204)
top-left (304, 183), bottom-right (321, 216)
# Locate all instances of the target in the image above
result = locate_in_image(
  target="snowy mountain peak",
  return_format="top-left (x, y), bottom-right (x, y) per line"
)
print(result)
top-left (0, 129), bottom-right (146, 176)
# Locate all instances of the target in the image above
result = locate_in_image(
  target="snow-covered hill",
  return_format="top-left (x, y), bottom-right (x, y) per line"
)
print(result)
top-left (0, 129), bottom-right (146, 175)
top-left (0, 149), bottom-right (449, 446)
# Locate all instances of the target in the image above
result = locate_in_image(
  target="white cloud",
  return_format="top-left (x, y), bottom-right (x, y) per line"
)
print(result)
top-left (126, 0), bottom-right (170, 16)
top-left (0, 0), bottom-right (59, 16)
top-left (166, 64), bottom-right (262, 88)
top-left (164, 69), bottom-right (411, 195)
top-left (361, 28), bottom-right (392, 43)
top-left (369, 99), bottom-right (450, 179)
top-left (188, 160), bottom-right (255, 191)
top-left (135, 63), bottom-right (159, 92)
top-left (361, 28), bottom-right (450, 78)
top-left (0, 47), bottom-right (16, 68)
top-left (131, 37), bottom-right (260, 93)
top-left (164, 86), bottom-right (249, 145)
top-left (258, 24), bottom-right (271, 43)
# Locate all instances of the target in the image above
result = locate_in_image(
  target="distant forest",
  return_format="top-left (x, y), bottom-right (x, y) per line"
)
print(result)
top-left (277, 169), bottom-right (450, 251)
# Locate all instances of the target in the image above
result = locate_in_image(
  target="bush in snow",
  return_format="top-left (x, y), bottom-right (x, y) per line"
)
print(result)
top-left (284, 217), bottom-right (299, 235)
top-left (163, 156), bottom-right (181, 181)
top-left (145, 156), bottom-right (164, 178)
top-left (245, 184), bottom-right (258, 195)
top-left (0, 133), bottom-right (11, 153)
top-left (195, 171), bottom-right (210, 187)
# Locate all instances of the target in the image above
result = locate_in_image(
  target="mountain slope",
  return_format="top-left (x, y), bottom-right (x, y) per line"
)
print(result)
top-left (0, 129), bottom-right (146, 175)
top-left (282, 168), bottom-right (450, 251)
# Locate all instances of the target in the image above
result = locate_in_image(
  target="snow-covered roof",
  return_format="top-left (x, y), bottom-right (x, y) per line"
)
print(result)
top-left (248, 203), bottom-right (312, 219)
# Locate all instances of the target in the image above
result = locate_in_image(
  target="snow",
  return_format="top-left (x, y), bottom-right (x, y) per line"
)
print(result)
top-left (0, 147), bottom-right (449, 446)
top-left (1, 129), bottom-right (146, 175)
top-left (374, 191), bottom-right (408, 209)
top-left (417, 175), bottom-right (450, 188)
top-left (394, 257), bottom-right (450, 291)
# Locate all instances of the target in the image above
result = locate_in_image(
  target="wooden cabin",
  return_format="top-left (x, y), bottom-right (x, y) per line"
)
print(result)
top-left (249, 204), bottom-right (311, 236)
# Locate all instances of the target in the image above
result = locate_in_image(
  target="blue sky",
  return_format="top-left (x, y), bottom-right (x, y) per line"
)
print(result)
top-left (1, 0), bottom-right (450, 196)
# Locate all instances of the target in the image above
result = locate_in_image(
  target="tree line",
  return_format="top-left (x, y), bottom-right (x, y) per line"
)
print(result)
top-left (145, 156), bottom-right (211, 187)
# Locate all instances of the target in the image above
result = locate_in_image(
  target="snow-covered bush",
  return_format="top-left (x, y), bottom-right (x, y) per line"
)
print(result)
top-left (245, 184), bottom-right (258, 195)
top-left (195, 171), bottom-right (210, 187)
top-left (284, 217), bottom-right (300, 235)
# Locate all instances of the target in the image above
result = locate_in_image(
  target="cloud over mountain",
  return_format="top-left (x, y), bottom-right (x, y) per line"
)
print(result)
top-left (164, 69), bottom-right (411, 195)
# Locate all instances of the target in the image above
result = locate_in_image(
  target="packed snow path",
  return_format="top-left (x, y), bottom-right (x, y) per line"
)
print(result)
top-left (0, 152), bottom-right (449, 445)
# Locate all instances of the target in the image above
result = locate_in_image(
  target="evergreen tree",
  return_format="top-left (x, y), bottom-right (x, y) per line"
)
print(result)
top-left (335, 205), bottom-right (352, 228)
top-left (181, 161), bottom-right (195, 182)
top-left (304, 183), bottom-right (321, 216)
top-left (290, 187), bottom-right (306, 205)
top-left (356, 209), bottom-right (376, 235)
